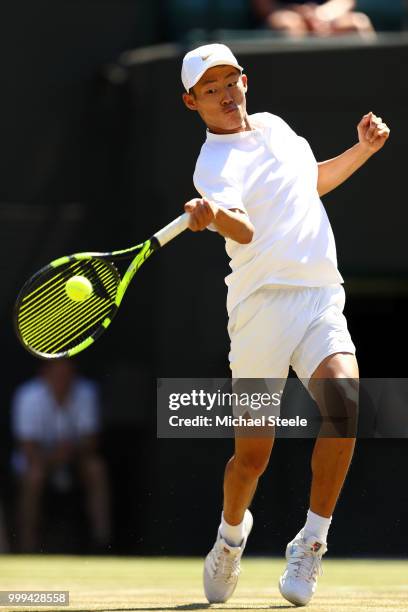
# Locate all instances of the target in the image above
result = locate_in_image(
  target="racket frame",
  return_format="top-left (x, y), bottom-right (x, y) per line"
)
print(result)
top-left (14, 212), bottom-right (190, 359)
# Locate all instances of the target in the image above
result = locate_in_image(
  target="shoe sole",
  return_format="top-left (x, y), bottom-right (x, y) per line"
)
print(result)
top-left (278, 579), bottom-right (309, 607)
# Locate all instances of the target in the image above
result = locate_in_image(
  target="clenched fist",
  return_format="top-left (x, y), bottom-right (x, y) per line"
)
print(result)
top-left (357, 112), bottom-right (390, 154)
top-left (184, 198), bottom-right (219, 231)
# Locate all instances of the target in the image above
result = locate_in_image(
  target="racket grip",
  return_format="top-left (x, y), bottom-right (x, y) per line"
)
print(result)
top-left (153, 212), bottom-right (190, 247)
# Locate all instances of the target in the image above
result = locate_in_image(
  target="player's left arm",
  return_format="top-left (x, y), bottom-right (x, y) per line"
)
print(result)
top-left (317, 112), bottom-right (390, 197)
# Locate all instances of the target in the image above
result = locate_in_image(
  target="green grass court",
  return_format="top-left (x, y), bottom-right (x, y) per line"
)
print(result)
top-left (0, 556), bottom-right (407, 611)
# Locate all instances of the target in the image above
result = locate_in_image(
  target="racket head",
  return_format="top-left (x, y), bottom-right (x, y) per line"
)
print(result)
top-left (14, 255), bottom-right (121, 359)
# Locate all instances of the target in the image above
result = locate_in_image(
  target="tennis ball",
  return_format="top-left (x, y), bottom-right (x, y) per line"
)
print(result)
top-left (65, 275), bottom-right (93, 302)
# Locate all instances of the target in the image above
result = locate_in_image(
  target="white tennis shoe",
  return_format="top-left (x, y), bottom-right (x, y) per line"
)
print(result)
top-left (279, 529), bottom-right (327, 606)
top-left (203, 509), bottom-right (253, 603)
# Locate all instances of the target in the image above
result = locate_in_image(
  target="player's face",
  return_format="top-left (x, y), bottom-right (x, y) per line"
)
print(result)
top-left (182, 65), bottom-right (249, 134)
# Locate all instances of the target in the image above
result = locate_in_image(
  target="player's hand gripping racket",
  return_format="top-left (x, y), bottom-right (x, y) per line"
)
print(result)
top-left (14, 213), bottom-right (190, 359)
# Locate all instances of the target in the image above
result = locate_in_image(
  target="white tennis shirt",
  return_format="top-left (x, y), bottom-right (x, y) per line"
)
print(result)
top-left (193, 112), bottom-right (343, 315)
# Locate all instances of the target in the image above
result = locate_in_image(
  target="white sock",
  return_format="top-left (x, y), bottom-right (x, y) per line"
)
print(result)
top-left (303, 509), bottom-right (332, 543)
top-left (220, 512), bottom-right (246, 546)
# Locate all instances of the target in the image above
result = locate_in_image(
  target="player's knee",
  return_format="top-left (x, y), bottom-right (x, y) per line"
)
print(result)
top-left (235, 451), bottom-right (270, 479)
top-left (313, 378), bottom-right (359, 437)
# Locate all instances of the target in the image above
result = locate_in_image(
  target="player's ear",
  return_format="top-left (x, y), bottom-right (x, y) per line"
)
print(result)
top-left (182, 92), bottom-right (197, 111)
top-left (241, 73), bottom-right (248, 92)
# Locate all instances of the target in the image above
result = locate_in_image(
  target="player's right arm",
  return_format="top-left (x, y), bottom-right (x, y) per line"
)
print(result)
top-left (184, 198), bottom-right (254, 244)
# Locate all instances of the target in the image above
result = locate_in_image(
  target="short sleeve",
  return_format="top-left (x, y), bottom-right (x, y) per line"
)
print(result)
top-left (194, 174), bottom-right (245, 212)
top-left (193, 154), bottom-right (246, 232)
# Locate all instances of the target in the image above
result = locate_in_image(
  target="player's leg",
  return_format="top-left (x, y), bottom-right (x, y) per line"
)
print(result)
top-left (204, 286), bottom-right (298, 603)
top-left (204, 433), bottom-right (274, 603)
top-left (309, 352), bottom-right (358, 519)
top-left (224, 286), bottom-right (291, 530)
top-left (223, 433), bottom-right (274, 527)
top-left (280, 285), bottom-right (357, 606)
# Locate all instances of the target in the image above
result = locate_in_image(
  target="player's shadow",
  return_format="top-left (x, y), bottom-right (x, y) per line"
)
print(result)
top-left (174, 605), bottom-right (293, 610)
top-left (175, 606), bottom-right (291, 610)
top-left (84, 604), bottom-right (293, 611)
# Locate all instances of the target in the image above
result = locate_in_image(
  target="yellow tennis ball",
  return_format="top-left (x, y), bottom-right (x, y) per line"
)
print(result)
top-left (65, 275), bottom-right (93, 302)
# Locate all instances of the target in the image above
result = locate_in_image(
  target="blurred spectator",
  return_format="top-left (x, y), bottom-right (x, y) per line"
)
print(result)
top-left (252, 0), bottom-right (375, 37)
top-left (11, 360), bottom-right (111, 553)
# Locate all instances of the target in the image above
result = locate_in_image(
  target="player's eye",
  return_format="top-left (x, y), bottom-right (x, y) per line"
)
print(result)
top-left (206, 88), bottom-right (216, 94)
top-left (227, 80), bottom-right (238, 87)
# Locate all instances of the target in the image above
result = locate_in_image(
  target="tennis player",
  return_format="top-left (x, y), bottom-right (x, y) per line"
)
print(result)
top-left (181, 43), bottom-right (389, 606)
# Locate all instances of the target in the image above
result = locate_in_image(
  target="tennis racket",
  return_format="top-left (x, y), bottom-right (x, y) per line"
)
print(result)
top-left (14, 212), bottom-right (190, 359)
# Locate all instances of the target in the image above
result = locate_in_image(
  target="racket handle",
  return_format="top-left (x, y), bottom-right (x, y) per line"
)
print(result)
top-left (153, 212), bottom-right (190, 247)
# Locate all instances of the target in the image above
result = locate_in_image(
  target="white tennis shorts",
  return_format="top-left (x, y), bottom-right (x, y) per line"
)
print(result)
top-left (228, 284), bottom-right (356, 380)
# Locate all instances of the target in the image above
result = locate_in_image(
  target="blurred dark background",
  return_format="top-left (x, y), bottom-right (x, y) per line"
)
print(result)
top-left (1, 0), bottom-right (407, 557)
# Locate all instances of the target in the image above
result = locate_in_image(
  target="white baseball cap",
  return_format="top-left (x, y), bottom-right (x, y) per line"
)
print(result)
top-left (181, 43), bottom-right (243, 92)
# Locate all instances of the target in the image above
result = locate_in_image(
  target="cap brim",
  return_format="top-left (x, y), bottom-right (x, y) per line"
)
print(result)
top-left (188, 60), bottom-right (243, 91)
